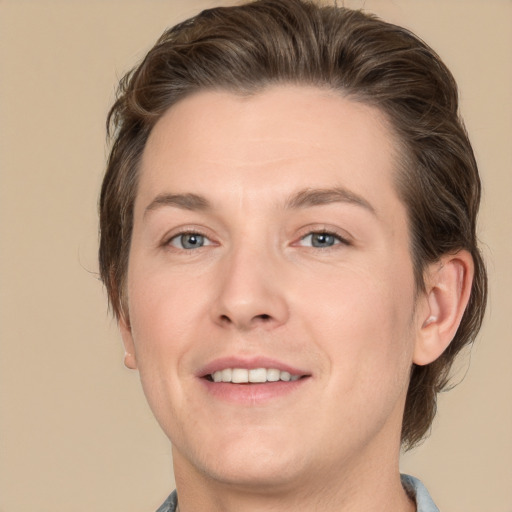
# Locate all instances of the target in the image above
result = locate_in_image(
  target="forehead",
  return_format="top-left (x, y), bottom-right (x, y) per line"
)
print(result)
top-left (136, 85), bottom-right (403, 219)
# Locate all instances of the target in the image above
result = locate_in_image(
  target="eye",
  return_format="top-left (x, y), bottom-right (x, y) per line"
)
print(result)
top-left (299, 231), bottom-right (346, 248)
top-left (168, 232), bottom-right (213, 250)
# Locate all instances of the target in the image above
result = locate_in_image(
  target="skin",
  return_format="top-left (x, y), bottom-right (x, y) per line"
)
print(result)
top-left (120, 85), bottom-right (473, 512)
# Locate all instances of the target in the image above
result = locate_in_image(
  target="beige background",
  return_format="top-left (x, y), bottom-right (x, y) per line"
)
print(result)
top-left (0, 1), bottom-right (510, 511)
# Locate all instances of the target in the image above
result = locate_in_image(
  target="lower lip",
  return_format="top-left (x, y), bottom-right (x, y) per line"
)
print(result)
top-left (200, 378), bottom-right (308, 404)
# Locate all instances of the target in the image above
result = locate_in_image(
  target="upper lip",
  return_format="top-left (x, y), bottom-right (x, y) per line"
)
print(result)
top-left (197, 356), bottom-right (310, 378)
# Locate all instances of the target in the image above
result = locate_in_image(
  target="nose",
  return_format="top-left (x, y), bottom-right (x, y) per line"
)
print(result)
top-left (210, 244), bottom-right (289, 331)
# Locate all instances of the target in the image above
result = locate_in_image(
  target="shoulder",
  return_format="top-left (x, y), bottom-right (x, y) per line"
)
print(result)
top-left (401, 474), bottom-right (440, 512)
top-left (155, 490), bottom-right (178, 512)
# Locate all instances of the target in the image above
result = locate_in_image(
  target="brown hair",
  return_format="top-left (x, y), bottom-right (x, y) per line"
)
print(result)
top-left (99, 0), bottom-right (487, 449)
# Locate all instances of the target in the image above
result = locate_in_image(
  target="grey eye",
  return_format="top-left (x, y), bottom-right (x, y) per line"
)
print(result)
top-left (300, 232), bottom-right (341, 248)
top-left (310, 233), bottom-right (337, 247)
top-left (171, 233), bottom-right (207, 249)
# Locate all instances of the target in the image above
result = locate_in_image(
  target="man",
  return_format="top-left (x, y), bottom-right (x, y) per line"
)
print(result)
top-left (99, 1), bottom-right (487, 510)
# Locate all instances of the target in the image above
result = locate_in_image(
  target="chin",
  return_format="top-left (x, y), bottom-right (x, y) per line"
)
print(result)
top-left (203, 456), bottom-right (303, 492)
top-left (173, 429), bottom-right (308, 492)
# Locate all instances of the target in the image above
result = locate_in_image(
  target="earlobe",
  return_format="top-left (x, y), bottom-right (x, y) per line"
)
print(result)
top-left (119, 313), bottom-right (138, 370)
top-left (413, 250), bottom-right (474, 366)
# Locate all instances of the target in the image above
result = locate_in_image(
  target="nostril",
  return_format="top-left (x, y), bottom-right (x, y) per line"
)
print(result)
top-left (216, 312), bottom-right (277, 328)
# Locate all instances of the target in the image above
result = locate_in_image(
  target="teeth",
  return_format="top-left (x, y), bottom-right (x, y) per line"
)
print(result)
top-left (280, 371), bottom-right (291, 381)
top-left (232, 368), bottom-right (249, 383)
top-left (267, 368), bottom-right (280, 382)
top-left (221, 368), bottom-right (232, 382)
top-left (248, 368), bottom-right (267, 383)
top-left (210, 368), bottom-right (302, 383)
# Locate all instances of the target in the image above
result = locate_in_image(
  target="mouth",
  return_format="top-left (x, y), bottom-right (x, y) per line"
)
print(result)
top-left (198, 358), bottom-right (311, 403)
top-left (205, 367), bottom-right (304, 383)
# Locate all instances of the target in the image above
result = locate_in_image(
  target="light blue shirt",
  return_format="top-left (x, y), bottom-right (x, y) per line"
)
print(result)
top-left (156, 474), bottom-right (439, 511)
top-left (401, 474), bottom-right (440, 512)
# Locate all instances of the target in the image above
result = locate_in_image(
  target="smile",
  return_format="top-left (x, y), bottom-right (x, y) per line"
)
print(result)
top-left (210, 368), bottom-right (302, 383)
top-left (199, 358), bottom-right (311, 404)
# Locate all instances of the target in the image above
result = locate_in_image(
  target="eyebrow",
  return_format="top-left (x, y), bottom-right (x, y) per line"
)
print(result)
top-left (144, 193), bottom-right (212, 217)
top-left (143, 186), bottom-right (376, 217)
top-left (285, 187), bottom-right (376, 215)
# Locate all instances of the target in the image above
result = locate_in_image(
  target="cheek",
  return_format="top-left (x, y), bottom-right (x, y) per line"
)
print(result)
top-left (124, 261), bottom-right (210, 399)
top-left (298, 261), bottom-right (417, 382)
top-left (128, 258), bottom-right (210, 337)
top-left (124, 266), bottom-right (207, 432)
top-left (283, 261), bottom-right (417, 449)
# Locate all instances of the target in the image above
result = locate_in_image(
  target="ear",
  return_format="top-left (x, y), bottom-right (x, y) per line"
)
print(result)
top-left (413, 250), bottom-right (474, 366)
top-left (119, 313), bottom-right (138, 370)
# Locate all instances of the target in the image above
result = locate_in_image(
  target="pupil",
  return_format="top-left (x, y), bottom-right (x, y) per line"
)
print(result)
top-left (182, 234), bottom-right (203, 249)
top-left (313, 233), bottom-right (334, 247)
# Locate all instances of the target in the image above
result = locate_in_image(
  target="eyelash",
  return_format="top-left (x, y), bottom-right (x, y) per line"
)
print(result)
top-left (296, 229), bottom-right (351, 249)
top-left (163, 228), bottom-right (350, 252)
top-left (164, 229), bottom-right (214, 250)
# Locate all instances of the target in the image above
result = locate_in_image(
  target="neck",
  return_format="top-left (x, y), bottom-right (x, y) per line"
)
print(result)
top-left (171, 441), bottom-right (415, 512)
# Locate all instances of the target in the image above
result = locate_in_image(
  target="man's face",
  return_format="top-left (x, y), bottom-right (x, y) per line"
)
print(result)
top-left (122, 86), bottom-right (424, 490)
